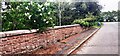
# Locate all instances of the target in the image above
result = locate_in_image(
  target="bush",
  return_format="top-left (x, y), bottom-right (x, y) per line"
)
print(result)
top-left (2, 2), bottom-right (56, 32)
top-left (72, 19), bottom-right (90, 27)
top-left (72, 17), bottom-right (101, 27)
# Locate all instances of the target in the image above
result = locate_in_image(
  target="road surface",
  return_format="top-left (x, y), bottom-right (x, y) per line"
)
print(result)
top-left (76, 22), bottom-right (118, 54)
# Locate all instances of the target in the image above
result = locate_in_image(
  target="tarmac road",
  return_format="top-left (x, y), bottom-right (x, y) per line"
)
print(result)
top-left (76, 22), bottom-right (118, 54)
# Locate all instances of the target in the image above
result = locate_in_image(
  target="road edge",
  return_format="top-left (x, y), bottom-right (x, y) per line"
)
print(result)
top-left (66, 28), bottom-right (101, 55)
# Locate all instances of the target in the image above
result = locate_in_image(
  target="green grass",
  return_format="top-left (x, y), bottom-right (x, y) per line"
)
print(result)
top-left (92, 26), bottom-right (101, 28)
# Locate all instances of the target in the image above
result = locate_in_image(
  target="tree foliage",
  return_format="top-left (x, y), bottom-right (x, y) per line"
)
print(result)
top-left (2, 2), bottom-right (56, 32)
top-left (2, 2), bottom-right (103, 31)
top-left (59, 2), bottom-right (102, 25)
top-left (99, 11), bottom-right (118, 22)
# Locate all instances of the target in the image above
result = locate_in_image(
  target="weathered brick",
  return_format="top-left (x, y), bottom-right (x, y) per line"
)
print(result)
top-left (0, 25), bottom-right (83, 54)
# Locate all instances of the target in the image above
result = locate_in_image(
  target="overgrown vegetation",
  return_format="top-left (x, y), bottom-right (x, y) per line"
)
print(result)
top-left (59, 2), bottom-right (102, 25)
top-left (73, 17), bottom-right (102, 28)
top-left (99, 10), bottom-right (119, 22)
top-left (2, 2), bottom-right (56, 32)
top-left (1, 2), bottom-right (103, 32)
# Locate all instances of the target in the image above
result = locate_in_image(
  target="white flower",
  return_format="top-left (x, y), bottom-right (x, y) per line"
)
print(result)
top-left (38, 4), bottom-right (43, 8)
top-left (46, 21), bottom-right (49, 23)
top-left (42, 7), bottom-right (44, 10)
top-left (28, 15), bottom-right (32, 19)
top-left (28, 3), bottom-right (30, 5)
top-left (27, 13), bottom-right (29, 15)
top-left (40, 13), bottom-right (42, 16)
top-left (8, 5), bottom-right (11, 8)
top-left (25, 6), bottom-right (29, 10)
top-left (44, 2), bottom-right (50, 6)
top-left (49, 18), bottom-right (52, 20)
top-left (43, 19), bottom-right (46, 21)
top-left (25, 13), bottom-right (27, 16)
top-left (34, 20), bottom-right (36, 22)
top-left (38, 4), bottom-right (40, 7)
top-left (48, 12), bottom-right (51, 14)
top-left (16, 6), bottom-right (20, 9)
top-left (11, 8), bottom-right (14, 10)
top-left (38, 9), bottom-right (41, 11)
top-left (25, 13), bottom-right (29, 16)
top-left (53, 24), bottom-right (55, 26)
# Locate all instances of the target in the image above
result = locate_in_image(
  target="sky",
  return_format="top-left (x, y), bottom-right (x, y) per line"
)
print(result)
top-left (1, 0), bottom-right (120, 12)
top-left (49, 0), bottom-right (120, 12)
top-left (98, 0), bottom-right (120, 12)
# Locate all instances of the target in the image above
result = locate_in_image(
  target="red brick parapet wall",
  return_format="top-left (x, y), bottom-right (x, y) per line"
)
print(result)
top-left (0, 24), bottom-right (85, 54)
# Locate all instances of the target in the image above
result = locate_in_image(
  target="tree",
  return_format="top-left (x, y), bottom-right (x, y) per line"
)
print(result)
top-left (118, 10), bottom-right (120, 22)
top-left (2, 2), bottom-right (56, 32)
top-left (100, 11), bottom-right (118, 22)
top-left (59, 2), bottom-right (102, 25)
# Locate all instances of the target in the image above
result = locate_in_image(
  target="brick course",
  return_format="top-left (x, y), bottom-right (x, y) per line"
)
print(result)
top-left (0, 25), bottom-right (84, 54)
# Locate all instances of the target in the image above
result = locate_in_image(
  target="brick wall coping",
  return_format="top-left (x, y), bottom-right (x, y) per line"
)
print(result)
top-left (48, 24), bottom-right (80, 30)
top-left (0, 24), bottom-right (79, 37)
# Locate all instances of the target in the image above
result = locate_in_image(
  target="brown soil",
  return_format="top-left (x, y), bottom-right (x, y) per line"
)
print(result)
top-left (31, 28), bottom-right (97, 54)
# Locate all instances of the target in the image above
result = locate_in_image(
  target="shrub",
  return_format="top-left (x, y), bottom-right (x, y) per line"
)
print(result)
top-left (72, 17), bottom-right (101, 27)
top-left (2, 2), bottom-right (56, 32)
top-left (72, 19), bottom-right (90, 27)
